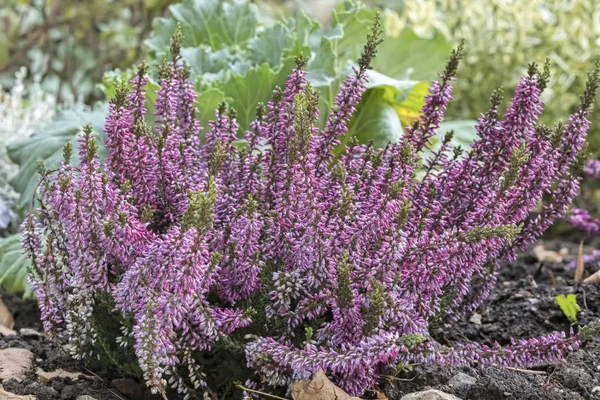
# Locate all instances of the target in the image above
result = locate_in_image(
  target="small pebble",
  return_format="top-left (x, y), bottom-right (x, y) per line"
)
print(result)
top-left (19, 328), bottom-right (44, 338)
top-left (469, 313), bottom-right (482, 325)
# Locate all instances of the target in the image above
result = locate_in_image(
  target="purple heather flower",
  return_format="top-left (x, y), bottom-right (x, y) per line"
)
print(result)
top-left (23, 23), bottom-right (600, 397)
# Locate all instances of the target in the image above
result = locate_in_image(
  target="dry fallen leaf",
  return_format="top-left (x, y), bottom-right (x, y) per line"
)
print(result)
top-left (584, 269), bottom-right (600, 284)
top-left (0, 348), bottom-right (33, 382)
top-left (0, 385), bottom-right (35, 400)
top-left (575, 241), bottom-right (584, 282)
top-left (533, 245), bottom-right (568, 263)
top-left (291, 370), bottom-right (361, 400)
top-left (0, 324), bottom-right (16, 337)
top-left (376, 392), bottom-right (388, 399)
top-left (0, 297), bottom-right (14, 330)
top-left (36, 367), bottom-right (89, 383)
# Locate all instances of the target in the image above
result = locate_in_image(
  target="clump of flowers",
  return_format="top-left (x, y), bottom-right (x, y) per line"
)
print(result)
top-left (567, 159), bottom-right (600, 267)
top-left (22, 19), bottom-right (600, 398)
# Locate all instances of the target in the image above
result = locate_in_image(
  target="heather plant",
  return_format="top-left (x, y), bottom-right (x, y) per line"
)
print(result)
top-left (2, 0), bottom-right (463, 299)
top-left (22, 19), bottom-right (600, 399)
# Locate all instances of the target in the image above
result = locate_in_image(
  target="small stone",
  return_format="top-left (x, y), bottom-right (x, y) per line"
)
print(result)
top-left (19, 329), bottom-right (44, 339)
top-left (592, 386), bottom-right (600, 393)
top-left (76, 396), bottom-right (98, 400)
top-left (111, 378), bottom-right (145, 400)
top-left (61, 384), bottom-right (87, 400)
top-left (515, 289), bottom-right (532, 298)
top-left (36, 386), bottom-right (60, 400)
top-left (0, 385), bottom-right (35, 400)
top-left (400, 389), bottom-right (461, 400)
top-left (0, 348), bottom-right (34, 382)
top-left (469, 312), bottom-right (482, 325)
top-left (527, 298), bottom-right (540, 305)
top-left (448, 372), bottom-right (476, 396)
top-left (503, 392), bottom-right (512, 397)
top-left (52, 379), bottom-right (66, 392)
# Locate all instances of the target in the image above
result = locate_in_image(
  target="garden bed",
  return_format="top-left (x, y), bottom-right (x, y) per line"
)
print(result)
top-left (1, 239), bottom-right (599, 400)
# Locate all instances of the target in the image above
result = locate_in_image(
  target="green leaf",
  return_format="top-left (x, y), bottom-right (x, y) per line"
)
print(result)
top-left (307, 37), bottom-right (338, 88)
top-left (555, 293), bottom-right (581, 323)
top-left (338, 72), bottom-right (426, 152)
top-left (439, 120), bottom-right (478, 148)
top-left (196, 87), bottom-right (230, 130)
top-left (374, 28), bottom-right (452, 81)
top-left (393, 80), bottom-right (428, 126)
top-left (182, 46), bottom-right (246, 84)
top-left (290, 12), bottom-right (320, 54)
top-left (7, 104), bottom-right (109, 212)
top-left (0, 233), bottom-right (32, 298)
top-left (145, 0), bottom-right (259, 56)
top-left (247, 22), bottom-right (295, 68)
top-left (212, 59), bottom-right (294, 131)
top-left (342, 86), bottom-right (404, 151)
top-left (145, 17), bottom-right (177, 55)
top-left (330, 1), bottom-right (378, 64)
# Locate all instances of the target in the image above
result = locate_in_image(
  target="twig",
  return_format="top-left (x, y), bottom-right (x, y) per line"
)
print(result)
top-left (235, 384), bottom-right (289, 400)
top-left (381, 374), bottom-right (417, 382)
top-left (107, 388), bottom-right (126, 400)
top-left (506, 366), bottom-right (546, 375)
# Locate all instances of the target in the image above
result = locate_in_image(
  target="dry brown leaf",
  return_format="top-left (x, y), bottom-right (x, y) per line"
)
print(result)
top-left (584, 269), bottom-right (600, 283)
top-left (36, 367), bottom-right (89, 383)
top-left (0, 348), bottom-right (33, 382)
top-left (376, 392), bottom-right (388, 399)
top-left (0, 324), bottom-right (16, 337)
top-left (0, 298), bottom-right (14, 330)
top-left (575, 241), bottom-right (584, 282)
top-left (533, 245), bottom-right (568, 263)
top-left (0, 385), bottom-right (35, 400)
top-left (291, 370), bottom-right (361, 400)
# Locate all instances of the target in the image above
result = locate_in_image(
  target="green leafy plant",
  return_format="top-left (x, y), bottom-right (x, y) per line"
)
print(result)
top-left (555, 294), bottom-right (581, 323)
top-left (0, 234), bottom-right (32, 297)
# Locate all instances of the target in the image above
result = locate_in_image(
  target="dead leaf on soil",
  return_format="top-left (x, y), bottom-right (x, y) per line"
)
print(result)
top-left (0, 298), bottom-right (14, 330)
top-left (575, 241), bottom-right (584, 282)
top-left (36, 367), bottom-right (90, 383)
top-left (0, 348), bottom-right (33, 382)
top-left (0, 324), bottom-right (16, 337)
top-left (376, 392), bottom-right (388, 399)
top-left (533, 245), bottom-right (568, 263)
top-left (584, 269), bottom-right (600, 284)
top-left (0, 385), bottom-right (35, 400)
top-left (290, 370), bottom-right (361, 400)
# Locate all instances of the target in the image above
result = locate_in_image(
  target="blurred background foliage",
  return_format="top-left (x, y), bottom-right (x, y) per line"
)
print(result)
top-left (0, 0), bottom-right (171, 104)
top-left (382, 0), bottom-right (600, 156)
top-left (0, 0), bottom-right (599, 295)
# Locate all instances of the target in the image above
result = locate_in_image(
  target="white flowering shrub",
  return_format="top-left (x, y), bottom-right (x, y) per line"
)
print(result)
top-left (0, 68), bottom-right (56, 227)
